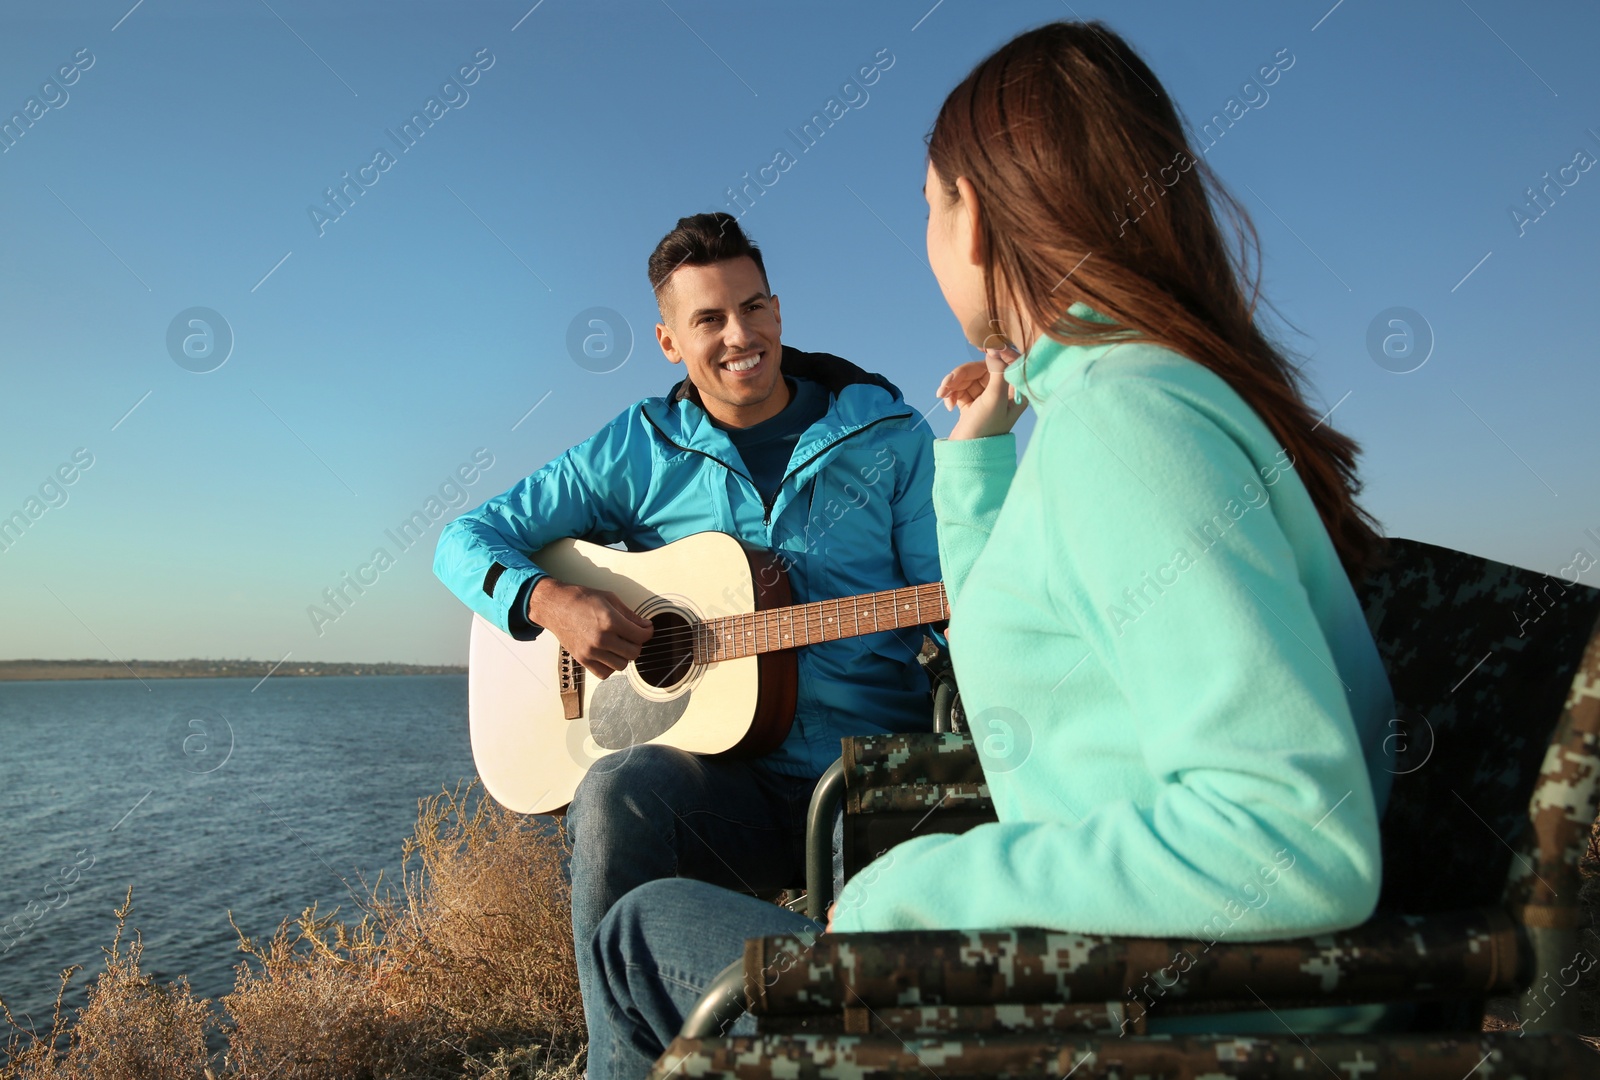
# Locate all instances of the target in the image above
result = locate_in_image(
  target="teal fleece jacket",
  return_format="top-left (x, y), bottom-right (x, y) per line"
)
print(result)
top-left (831, 305), bottom-right (1394, 948)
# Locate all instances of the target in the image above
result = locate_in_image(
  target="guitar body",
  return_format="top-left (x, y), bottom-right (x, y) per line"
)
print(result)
top-left (467, 532), bottom-right (796, 815)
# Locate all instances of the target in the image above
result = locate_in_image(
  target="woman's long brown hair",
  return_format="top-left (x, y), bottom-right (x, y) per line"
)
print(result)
top-left (927, 20), bottom-right (1383, 582)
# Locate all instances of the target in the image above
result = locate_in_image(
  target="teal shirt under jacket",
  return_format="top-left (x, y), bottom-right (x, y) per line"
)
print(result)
top-left (433, 347), bottom-right (945, 779)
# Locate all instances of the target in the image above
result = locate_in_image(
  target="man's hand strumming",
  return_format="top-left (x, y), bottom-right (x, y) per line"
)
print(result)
top-left (526, 578), bottom-right (654, 679)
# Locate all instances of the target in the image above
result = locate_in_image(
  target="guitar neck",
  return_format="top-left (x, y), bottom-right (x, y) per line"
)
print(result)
top-left (695, 582), bottom-right (948, 663)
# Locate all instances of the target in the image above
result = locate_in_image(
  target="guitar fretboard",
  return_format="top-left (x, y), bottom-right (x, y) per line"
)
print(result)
top-left (693, 583), bottom-right (949, 663)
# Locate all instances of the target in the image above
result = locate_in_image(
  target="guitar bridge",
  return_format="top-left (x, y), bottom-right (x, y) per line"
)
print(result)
top-left (559, 647), bottom-right (584, 720)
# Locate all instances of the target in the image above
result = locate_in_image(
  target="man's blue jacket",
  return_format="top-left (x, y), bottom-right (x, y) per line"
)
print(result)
top-left (433, 346), bottom-right (944, 779)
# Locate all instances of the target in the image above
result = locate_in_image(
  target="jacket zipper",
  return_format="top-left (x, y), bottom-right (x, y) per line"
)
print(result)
top-left (765, 412), bottom-right (911, 524)
top-left (642, 409), bottom-right (763, 494)
top-left (642, 409), bottom-right (913, 527)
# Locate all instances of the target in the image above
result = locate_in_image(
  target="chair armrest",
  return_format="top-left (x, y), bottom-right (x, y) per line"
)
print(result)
top-left (678, 958), bottom-right (749, 1040)
top-left (839, 734), bottom-right (994, 883)
top-left (745, 908), bottom-right (1529, 1018)
top-left (842, 732), bottom-right (985, 792)
top-left (652, 1030), bottom-right (1598, 1080)
top-left (849, 782), bottom-right (991, 816)
top-left (804, 758), bottom-right (846, 921)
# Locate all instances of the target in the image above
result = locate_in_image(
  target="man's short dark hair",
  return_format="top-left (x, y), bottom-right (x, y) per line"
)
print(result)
top-left (647, 213), bottom-right (770, 315)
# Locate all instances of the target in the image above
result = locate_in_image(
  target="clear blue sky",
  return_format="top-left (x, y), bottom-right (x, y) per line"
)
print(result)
top-left (2, 0), bottom-right (1596, 664)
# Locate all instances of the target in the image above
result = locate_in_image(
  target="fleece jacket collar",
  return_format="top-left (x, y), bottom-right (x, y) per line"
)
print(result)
top-left (1003, 301), bottom-right (1133, 408)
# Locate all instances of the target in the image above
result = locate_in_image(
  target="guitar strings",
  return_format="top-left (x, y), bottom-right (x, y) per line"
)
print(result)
top-left (622, 586), bottom-right (948, 654)
top-left (659, 587), bottom-right (945, 633)
top-left (629, 586), bottom-right (947, 644)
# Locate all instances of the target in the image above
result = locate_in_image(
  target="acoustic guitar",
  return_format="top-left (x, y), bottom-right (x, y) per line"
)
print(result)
top-left (467, 531), bottom-right (948, 814)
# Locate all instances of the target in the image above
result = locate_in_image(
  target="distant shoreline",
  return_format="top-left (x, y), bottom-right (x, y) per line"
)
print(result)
top-left (0, 659), bottom-right (466, 682)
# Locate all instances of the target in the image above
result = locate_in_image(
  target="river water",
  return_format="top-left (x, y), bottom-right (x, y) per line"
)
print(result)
top-left (0, 675), bottom-right (481, 1036)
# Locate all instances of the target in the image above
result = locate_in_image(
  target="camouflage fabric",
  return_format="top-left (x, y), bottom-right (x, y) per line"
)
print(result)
top-left (756, 1000), bottom-right (1131, 1037)
top-left (1360, 539), bottom-right (1600, 1033)
top-left (842, 800), bottom-right (1000, 886)
top-left (844, 1001), bottom-right (1128, 1036)
top-left (1360, 538), bottom-right (1600, 917)
top-left (745, 910), bottom-right (1523, 1018)
top-left (848, 783), bottom-right (992, 815)
top-left (649, 1031), bottom-right (1596, 1079)
top-left (842, 731), bottom-right (990, 792)
top-left (1508, 603), bottom-right (1600, 1032)
top-left (1505, 599), bottom-right (1600, 921)
top-left (840, 732), bottom-right (997, 882)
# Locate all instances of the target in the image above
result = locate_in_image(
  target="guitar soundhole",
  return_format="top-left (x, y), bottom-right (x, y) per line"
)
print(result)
top-left (635, 611), bottom-right (695, 690)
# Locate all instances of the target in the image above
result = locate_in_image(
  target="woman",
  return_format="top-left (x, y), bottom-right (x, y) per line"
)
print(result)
top-left (582, 21), bottom-right (1396, 1077)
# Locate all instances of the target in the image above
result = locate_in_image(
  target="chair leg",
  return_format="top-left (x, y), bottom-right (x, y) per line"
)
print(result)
top-left (805, 758), bottom-right (847, 921)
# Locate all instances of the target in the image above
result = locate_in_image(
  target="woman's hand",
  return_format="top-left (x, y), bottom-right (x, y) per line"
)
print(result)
top-left (937, 346), bottom-right (1028, 440)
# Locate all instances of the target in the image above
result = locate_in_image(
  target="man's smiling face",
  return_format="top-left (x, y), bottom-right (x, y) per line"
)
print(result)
top-left (655, 256), bottom-right (788, 429)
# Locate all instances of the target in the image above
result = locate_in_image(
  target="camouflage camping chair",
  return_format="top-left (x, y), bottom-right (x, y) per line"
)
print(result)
top-left (654, 537), bottom-right (1600, 1078)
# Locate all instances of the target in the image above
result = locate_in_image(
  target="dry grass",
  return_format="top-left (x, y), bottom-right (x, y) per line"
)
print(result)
top-left (0, 887), bottom-right (213, 1079)
top-left (0, 782), bottom-right (584, 1080)
top-left (221, 780), bottom-right (583, 1079)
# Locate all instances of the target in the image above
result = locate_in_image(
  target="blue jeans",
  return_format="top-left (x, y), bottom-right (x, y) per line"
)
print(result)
top-left (584, 878), bottom-right (821, 1080)
top-left (563, 744), bottom-right (817, 1038)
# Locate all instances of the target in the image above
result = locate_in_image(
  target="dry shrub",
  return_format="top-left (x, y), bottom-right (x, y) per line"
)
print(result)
top-left (220, 780), bottom-right (584, 1078)
top-left (219, 907), bottom-right (406, 1079)
top-left (1, 966), bottom-right (78, 1080)
top-left (1, 887), bottom-right (213, 1080)
top-left (379, 781), bottom-right (582, 1038)
top-left (5, 782), bottom-right (583, 1079)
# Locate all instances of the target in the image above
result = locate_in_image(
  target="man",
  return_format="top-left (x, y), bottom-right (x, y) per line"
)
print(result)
top-left (432, 211), bottom-right (943, 1013)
